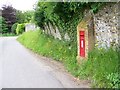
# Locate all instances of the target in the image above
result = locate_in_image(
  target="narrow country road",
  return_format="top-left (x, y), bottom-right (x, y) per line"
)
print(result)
top-left (0, 37), bottom-right (90, 88)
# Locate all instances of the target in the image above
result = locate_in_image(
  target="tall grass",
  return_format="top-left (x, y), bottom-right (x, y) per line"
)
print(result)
top-left (17, 30), bottom-right (119, 88)
top-left (78, 48), bottom-right (119, 88)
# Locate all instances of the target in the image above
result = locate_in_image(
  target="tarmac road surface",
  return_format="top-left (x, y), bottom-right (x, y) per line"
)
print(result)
top-left (0, 37), bottom-right (90, 88)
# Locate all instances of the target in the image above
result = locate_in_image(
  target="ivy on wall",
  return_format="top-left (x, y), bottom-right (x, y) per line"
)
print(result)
top-left (34, 1), bottom-right (105, 45)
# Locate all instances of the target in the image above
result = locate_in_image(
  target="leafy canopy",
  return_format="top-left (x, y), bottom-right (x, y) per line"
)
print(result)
top-left (0, 16), bottom-right (8, 34)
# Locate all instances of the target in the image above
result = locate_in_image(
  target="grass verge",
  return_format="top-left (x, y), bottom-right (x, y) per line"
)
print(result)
top-left (0, 33), bottom-right (17, 37)
top-left (17, 30), bottom-right (119, 88)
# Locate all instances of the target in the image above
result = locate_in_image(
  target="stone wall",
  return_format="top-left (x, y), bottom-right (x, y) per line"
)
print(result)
top-left (93, 2), bottom-right (119, 49)
top-left (77, 2), bottom-right (119, 62)
top-left (44, 23), bottom-right (70, 41)
top-left (44, 23), bottom-right (62, 40)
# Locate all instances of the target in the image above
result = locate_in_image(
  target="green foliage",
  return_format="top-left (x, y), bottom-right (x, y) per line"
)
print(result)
top-left (0, 16), bottom-right (8, 34)
top-left (16, 23), bottom-right (25, 35)
top-left (107, 73), bottom-right (120, 88)
top-left (0, 16), bottom-right (16, 36)
top-left (1, 33), bottom-right (16, 36)
top-left (34, 6), bottom-right (46, 29)
top-left (23, 11), bottom-right (34, 23)
top-left (34, 2), bottom-right (105, 43)
top-left (11, 23), bottom-right (18, 34)
top-left (16, 10), bottom-right (34, 23)
top-left (16, 10), bottom-right (25, 23)
top-left (18, 30), bottom-right (119, 88)
top-left (90, 2), bottom-right (105, 13)
top-left (0, 16), bottom-right (2, 33)
top-left (78, 48), bottom-right (119, 88)
top-left (34, 2), bottom-right (84, 41)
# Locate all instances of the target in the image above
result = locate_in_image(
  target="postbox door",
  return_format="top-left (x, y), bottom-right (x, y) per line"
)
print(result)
top-left (79, 31), bottom-right (85, 57)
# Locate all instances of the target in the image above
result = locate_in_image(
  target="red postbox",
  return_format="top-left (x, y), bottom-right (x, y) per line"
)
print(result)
top-left (79, 31), bottom-right (85, 57)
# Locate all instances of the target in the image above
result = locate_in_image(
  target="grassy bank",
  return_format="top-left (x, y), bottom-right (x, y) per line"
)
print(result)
top-left (17, 30), bottom-right (119, 88)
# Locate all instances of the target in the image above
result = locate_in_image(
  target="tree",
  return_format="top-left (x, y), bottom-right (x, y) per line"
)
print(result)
top-left (16, 10), bottom-right (25, 23)
top-left (0, 16), bottom-right (8, 34)
top-left (0, 16), bottom-right (2, 33)
top-left (16, 10), bottom-right (34, 23)
top-left (2, 5), bottom-right (16, 33)
top-left (23, 10), bottom-right (34, 23)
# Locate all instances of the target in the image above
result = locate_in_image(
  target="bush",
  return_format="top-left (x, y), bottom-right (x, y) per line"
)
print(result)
top-left (11, 23), bottom-right (18, 34)
top-left (16, 23), bottom-right (25, 35)
top-left (2, 33), bottom-right (16, 36)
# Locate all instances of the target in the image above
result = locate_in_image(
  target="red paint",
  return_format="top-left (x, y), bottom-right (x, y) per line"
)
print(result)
top-left (79, 31), bottom-right (85, 57)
